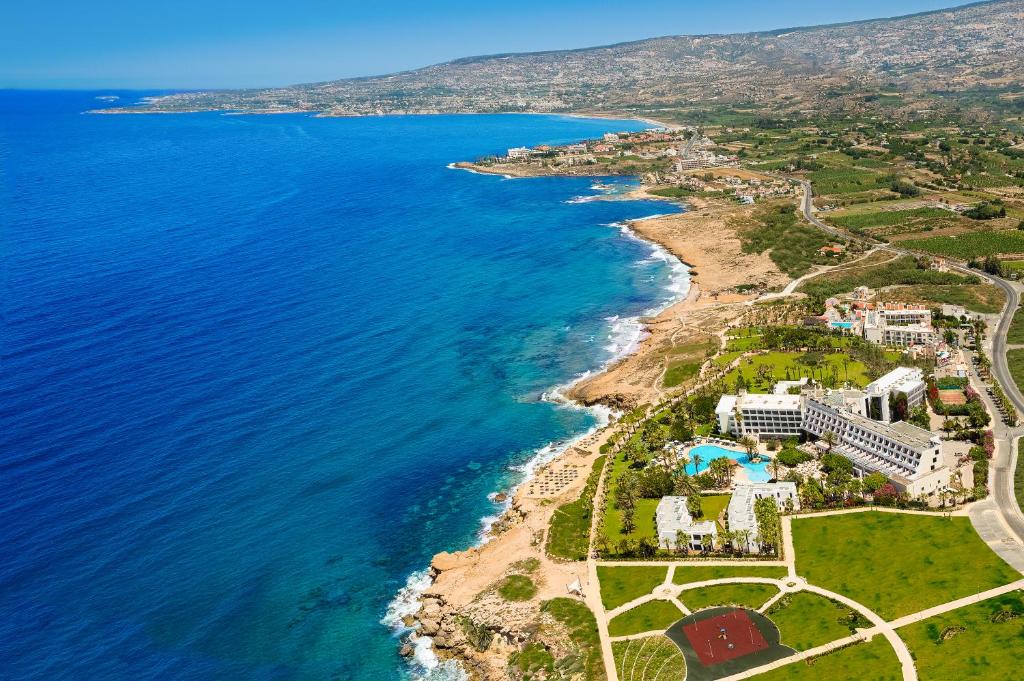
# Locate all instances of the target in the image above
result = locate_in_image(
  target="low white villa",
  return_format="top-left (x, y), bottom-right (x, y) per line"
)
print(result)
top-left (727, 482), bottom-right (798, 554)
top-left (655, 496), bottom-right (718, 551)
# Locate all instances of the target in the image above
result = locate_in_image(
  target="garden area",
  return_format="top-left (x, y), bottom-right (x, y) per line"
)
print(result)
top-left (899, 591), bottom-right (1024, 681)
top-left (678, 582), bottom-right (778, 612)
top-left (611, 636), bottom-right (685, 681)
top-left (766, 592), bottom-right (864, 652)
top-left (791, 512), bottom-right (1020, 620)
top-left (745, 637), bottom-right (900, 681)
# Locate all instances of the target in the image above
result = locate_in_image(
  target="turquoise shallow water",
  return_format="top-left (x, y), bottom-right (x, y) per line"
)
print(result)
top-left (0, 92), bottom-right (685, 680)
top-left (686, 445), bottom-right (773, 482)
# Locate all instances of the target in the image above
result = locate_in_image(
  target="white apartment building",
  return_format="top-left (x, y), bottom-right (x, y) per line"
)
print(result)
top-left (656, 496), bottom-right (718, 551)
top-left (863, 367), bottom-right (926, 422)
top-left (863, 308), bottom-right (937, 348)
top-left (715, 393), bottom-right (803, 439)
top-left (727, 482), bottom-right (798, 554)
top-left (803, 396), bottom-right (946, 496)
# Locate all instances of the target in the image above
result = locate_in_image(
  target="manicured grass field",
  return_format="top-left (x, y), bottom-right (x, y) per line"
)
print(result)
top-left (701, 493), bottom-right (732, 530)
top-left (598, 565), bottom-right (668, 610)
top-left (748, 637), bottom-right (900, 681)
top-left (663, 360), bottom-right (700, 388)
top-left (900, 230), bottom-right (1024, 258)
top-left (792, 513), bottom-right (1020, 620)
top-left (1007, 308), bottom-right (1024, 345)
top-left (767, 592), bottom-right (859, 651)
top-left (1007, 349), bottom-right (1024, 406)
top-left (898, 591), bottom-right (1024, 681)
top-left (679, 583), bottom-right (779, 612)
top-left (672, 565), bottom-right (788, 585)
top-left (1017, 439), bottom-right (1024, 518)
top-left (611, 636), bottom-right (686, 681)
top-left (608, 600), bottom-right (684, 637)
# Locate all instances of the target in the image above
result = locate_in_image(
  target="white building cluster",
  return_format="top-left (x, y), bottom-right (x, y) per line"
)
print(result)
top-left (727, 482), bottom-right (798, 554)
top-left (655, 496), bottom-right (717, 551)
top-left (714, 368), bottom-right (945, 497)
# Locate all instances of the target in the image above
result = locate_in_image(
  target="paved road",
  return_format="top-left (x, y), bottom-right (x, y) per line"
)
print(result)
top-left (797, 181), bottom-right (1024, 549)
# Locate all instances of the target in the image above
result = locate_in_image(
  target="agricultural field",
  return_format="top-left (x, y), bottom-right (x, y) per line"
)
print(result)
top-left (792, 513), bottom-right (1020, 620)
top-left (798, 254), bottom-right (975, 300)
top-left (825, 206), bottom-right (963, 237)
top-left (899, 230), bottom-right (1024, 258)
top-left (882, 283), bottom-right (1005, 314)
top-left (899, 591), bottom-right (1024, 681)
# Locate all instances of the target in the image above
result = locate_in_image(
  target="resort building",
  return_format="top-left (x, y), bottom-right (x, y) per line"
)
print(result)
top-left (506, 147), bottom-right (533, 160)
top-left (863, 307), bottom-right (937, 348)
top-left (715, 392), bottom-right (803, 439)
top-left (863, 367), bottom-right (926, 422)
top-left (803, 395), bottom-right (946, 496)
top-left (655, 496), bottom-right (718, 551)
top-left (728, 482), bottom-right (798, 554)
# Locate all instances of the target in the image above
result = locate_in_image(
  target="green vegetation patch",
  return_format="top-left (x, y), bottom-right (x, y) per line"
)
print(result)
top-left (749, 637), bottom-right (900, 681)
top-left (741, 202), bottom-right (836, 278)
top-left (648, 186), bottom-right (695, 198)
top-left (1008, 308), bottom-right (1024, 345)
top-left (799, 255), bottom-right (975, 300)
top-left (679, 583), bottom-right (779, 612)
top-left (540, 598), bottom-right (605, 680)
top-left (498, 574), bottom-right (537, 602)
top-left (1017, 439), bottom-right (1024, 520)
top-left (663, 360), bottom-right (701, 388)
top-left (792, 513), bottom-right (1020, 620)
top-left (672, 565), bottom-right (788, 585)
top-left (607, 600), bottom-right (684, 637)
top-left (1008, 349), bottom-right (1024, 408)
top-left (768, 591), bottom-right (862, 651)
top-left (547, 456), bottom-right (604, 561)
top-left (901, 231), bottom-right (1024, 258)
top-left (884, 283), bottom-right (1005, 315)
top-left (611, 636), bottom-right (685, 681)
top-left (899, 590), bottom-right (1024, 681)
top-left (807, 166), bottom-right (892, 195)
top-left (827, 207), bottom-right (956, 235)
top-left (598, 566), bottom-right (668, 610)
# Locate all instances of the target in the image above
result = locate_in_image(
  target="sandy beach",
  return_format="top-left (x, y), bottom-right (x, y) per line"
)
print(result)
top-left (406, 175), bottom-right (792, 679)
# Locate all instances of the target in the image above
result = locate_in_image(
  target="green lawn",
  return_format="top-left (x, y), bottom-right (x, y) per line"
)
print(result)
top-left (611, 636), bottom-right (685, 681)
top-left (792, 513), bottom-right (1020, 620)
top-left (748, 637), bottom-right (900, 681)
top-left (701, 494), bottom-right (732, 530)
top-left (607, 600), bottom-right (684, 637)
top-left (899, 590), bottom-right (1024, 681)
top-left (547, 456), bottom-right (604, 561)
top-left (1008, 349), bottom-right (1024, 407)
top-left (722, 351), bottom-right (871, 391)
top-left (663, 360), bottom-right (700, 388)
top-left (679, 583), bottom-right (779, 612)
top-left (598, 566), bottom-right (667, 610)
top-left (672, 565), bottom-right (788, 585)
top-left (498, 575), bottom-right (537, 601)
top-left (1008, 308), bottom-right (1024, 345)
top-left (768, 592), bottom-right (860, 651)
top-left (1017, 439), bottom-right (1024, 518)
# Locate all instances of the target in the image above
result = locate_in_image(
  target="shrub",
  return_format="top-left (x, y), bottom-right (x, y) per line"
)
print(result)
top-left (498, 575), bottom-right (537, 602)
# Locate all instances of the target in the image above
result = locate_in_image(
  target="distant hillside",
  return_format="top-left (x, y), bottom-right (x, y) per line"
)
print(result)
top-left (113, 0), bottom-right (1024, 122)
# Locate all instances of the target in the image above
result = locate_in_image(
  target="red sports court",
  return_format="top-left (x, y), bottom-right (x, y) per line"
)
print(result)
top-left (682, 609), bottom-right (769, 666)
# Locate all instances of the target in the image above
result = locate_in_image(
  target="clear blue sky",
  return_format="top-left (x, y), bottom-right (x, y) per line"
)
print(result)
top-left (2, 0), bottom-right (977, 89)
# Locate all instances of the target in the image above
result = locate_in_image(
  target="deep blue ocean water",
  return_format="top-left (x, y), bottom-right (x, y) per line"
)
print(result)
top-left (0, 91), bottom-right (685, 680)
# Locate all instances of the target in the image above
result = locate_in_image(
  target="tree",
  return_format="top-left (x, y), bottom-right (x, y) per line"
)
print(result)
top-left (769, 456), bottom-right (782, 481)
top-left (753, 497), bottom-right (782, 555)
top-left (740, 435), bottom-right (758, 461)
top-left (687, 494), bottom-right (703, 519)
top-left (622, 506), bottom-right (636, 534)
top-left (862, 471), bottom-right (888, 493)
top-left (690, 451), bottom-right (703, 477)
top-left (669, 415), bottom-right (693, 443)
top-left (709, 457), bottom-right (732, 488)
top-left (675, 529), bottom-right (689, 553)
top-left (820, 430), bottom-right (837, 456)
top-left (800, 480), bottom-right (824, 508)
top-left (637, 536), bottom-right (658, 558)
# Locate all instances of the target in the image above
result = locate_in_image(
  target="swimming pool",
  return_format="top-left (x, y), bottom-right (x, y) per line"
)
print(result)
top-left (684, 444), bottom-right (773, 482)
top-left (831, 321), bottom-right (853, 329)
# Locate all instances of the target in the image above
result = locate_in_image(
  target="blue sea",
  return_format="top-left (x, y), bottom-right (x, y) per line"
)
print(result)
top-left (0, 91), bottom-right (686, 680)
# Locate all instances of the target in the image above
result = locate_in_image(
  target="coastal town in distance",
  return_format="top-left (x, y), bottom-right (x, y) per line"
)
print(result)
top-left (9, 1), bottom-right (1024, 681)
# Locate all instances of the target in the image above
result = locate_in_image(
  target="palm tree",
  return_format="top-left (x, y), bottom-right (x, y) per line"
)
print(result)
top-left (740, 435), bottom-right (758, 462)
top-left (821, 430), bottom-right (837, 457)
top-left (770, 456), bottom-right (781, 481)
top-left (691, 452), bottom-right (703, 477)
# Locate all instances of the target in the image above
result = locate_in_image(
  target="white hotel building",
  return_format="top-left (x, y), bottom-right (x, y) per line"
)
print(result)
top-left (714, 367), bottom-right (947, 497)
top-left (715, 393), bottom-right (803, 439)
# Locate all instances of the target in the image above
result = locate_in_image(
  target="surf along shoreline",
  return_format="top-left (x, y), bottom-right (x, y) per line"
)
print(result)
top-left (396, 122), bottom-right (788, 680)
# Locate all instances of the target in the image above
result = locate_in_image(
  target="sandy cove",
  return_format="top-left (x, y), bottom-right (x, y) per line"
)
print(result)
top-left (405, 184), bottom-right (793, 679)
